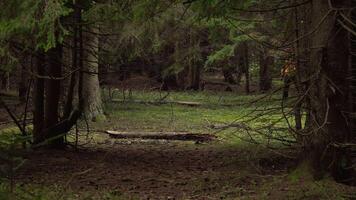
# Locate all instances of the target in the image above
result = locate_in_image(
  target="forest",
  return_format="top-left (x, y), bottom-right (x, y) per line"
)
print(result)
top-left (0, 0), bottom-right (356, 199)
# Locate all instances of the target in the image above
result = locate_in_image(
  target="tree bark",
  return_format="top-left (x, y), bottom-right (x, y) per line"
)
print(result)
top-left (259, 49), bottom-right (273, 92)
top-left (64, 4), bottom-right (80, 118)
top-left (243, 42), bottom-right (250, 94)
top-left (350, 1), bottom-right (356, 142)
top-left (44, 44), bottom-right (63, 147)
top-left (299, 0), bottom-right (354, 181)
top-left (293, 2), bottom-right (303, 132)
top-left (187, 64), bottom-right (201, 90)
top-left (234, 42), bottom-right (249, 91)
top-left (82, 26), bottom-right (104, 121)
top-left (33, 52), bottom-right (45, 144)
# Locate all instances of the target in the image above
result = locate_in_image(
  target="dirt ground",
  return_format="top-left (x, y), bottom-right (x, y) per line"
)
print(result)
top-left (15, 137), bottom-right (293, 200)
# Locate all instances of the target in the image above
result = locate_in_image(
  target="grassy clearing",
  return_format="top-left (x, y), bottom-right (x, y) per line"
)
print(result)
top-left (3, 90), bottom-right (352, 200)
top-left (96, 90), bottom-right (293, 145)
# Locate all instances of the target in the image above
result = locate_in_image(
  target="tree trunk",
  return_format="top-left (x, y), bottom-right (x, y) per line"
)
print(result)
top-left (82, 26), bottom-right (104, 121)
top-left (351, 1), bottom-right (356, 142)
top-left (222, 66), bottom-right (236, 84)
top-left (243, 42), bottom-right (250, 94)
top-left (33, 52), bottom-right (45, 144)
top-left (293, 3), bottom-right (302, 132)
top-left (259, 49), bottom-right (273, 92)
top-left (187, 64), bottom-right (201, 90)
top-left (64, 5), bottom-right (80, 118)
top-left (44, 45), bottom-right (63, 147)
top-left (299, 0), bottom-right (354, 182)
top-left (162, 75), bottom-right (179, 91)
top-left (235, 68), bottom-right (243, 86)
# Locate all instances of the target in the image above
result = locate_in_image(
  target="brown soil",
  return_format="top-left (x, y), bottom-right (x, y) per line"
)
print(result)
top-left (15, 140), bottom-right (290, 199)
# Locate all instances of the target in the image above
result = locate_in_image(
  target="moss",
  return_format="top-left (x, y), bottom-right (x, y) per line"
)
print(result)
top-left (0, 125), bottom-right (33, 135)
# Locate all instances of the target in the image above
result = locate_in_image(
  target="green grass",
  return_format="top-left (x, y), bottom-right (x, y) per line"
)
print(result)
top-left (0, 89), bottom-right (297, 145)
top-left (105, 89), bottom-right (280, 106)
top-left (104, 102), bottom-right (240, 133)
top-left (96, 90), bottom-right (296, 145)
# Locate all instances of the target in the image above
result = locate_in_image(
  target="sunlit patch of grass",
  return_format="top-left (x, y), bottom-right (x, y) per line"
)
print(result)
top-left (0, 126), bottom-right (33, 135)
top-left (103, 102), bottom-right (239, 132)
top-left (0, 126), bottom-right (33, 148)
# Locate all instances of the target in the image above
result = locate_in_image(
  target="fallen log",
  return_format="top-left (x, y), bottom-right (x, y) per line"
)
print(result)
top-left (105, 131), bottom-right (216, 142)
top-left (175, 101), bottom-right (202, 106)
top-left (111, 99), bottom-right (202, 106)
top-left (111, 99), bottom-right (239, 107)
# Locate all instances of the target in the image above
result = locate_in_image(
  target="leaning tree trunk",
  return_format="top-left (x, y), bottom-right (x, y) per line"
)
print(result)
top-left (299, 0), bottom-right (354, 182)
top-left (82, 26), bottom-right (104, 121)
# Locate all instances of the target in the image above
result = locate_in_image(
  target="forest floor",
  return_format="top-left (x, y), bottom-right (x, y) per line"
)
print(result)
top-left (15, 137), bottom-right (356, 200)
top-left (16, 140), bottom-right (289, 199)
top-left (1, 89), bottom-right (356, 199)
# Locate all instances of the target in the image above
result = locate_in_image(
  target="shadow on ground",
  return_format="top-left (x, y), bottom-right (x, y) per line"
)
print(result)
top-left (16, 140), bottom-right (293, 199)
